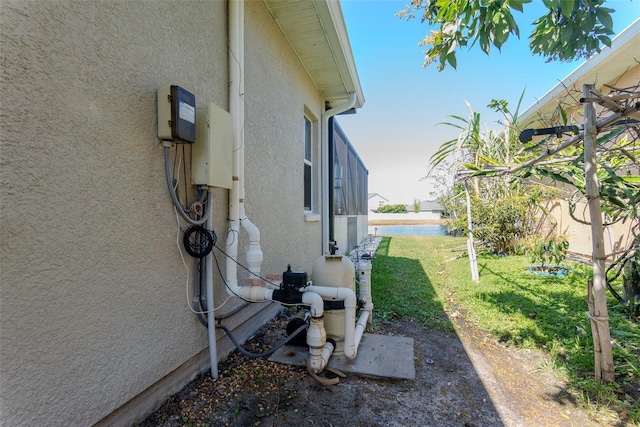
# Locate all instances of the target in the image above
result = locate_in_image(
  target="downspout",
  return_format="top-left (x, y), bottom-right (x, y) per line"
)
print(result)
top-left (228, 0), bottom-right (263, 287)
top-left (226, 0), bottom-right (242, 293)
top-left (207, 0), bottom-right (245, 378)
top-left (225, 1), bottom-right (328, 376)
top-left (321, 94), bottom-right (357, 255)
top-left (328, 118), bottom-right (335, 246)
top-left (234, 0), bottom-right (263, 279)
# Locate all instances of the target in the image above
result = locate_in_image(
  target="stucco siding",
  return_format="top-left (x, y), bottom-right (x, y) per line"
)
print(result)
top-left (242, 0), bottom-right (325, 275)
top-left (545, 199), bottom-right (636, 259)
top-left (1, 1), bottom-right (326, 425)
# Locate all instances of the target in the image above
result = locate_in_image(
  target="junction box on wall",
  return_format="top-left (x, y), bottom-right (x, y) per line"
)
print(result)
top-left (192, 103), bottom-right (233, 188)
top-left (158, 85), bottom-right (197, 144)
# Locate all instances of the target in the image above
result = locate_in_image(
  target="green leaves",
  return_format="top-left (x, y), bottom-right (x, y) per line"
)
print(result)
top-left (529, 0), bottom-right (615, 62)
top-left (559, 0), bottom-right (576, 19)
top-left (400, 0), bottom-right (616, 70)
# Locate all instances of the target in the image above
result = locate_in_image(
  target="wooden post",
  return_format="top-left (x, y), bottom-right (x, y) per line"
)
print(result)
top-left (587, 280), bottom-right (602, 382)
top-left (583, 84), bottom-right (615, 383)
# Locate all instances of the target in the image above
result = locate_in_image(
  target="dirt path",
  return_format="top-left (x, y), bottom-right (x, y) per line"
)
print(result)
top-left (139, 316), bottom-right (606, 427)
top-left (451, 319), bottom-right (600, 426)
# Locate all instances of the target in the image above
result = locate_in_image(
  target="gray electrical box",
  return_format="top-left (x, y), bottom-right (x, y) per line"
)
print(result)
top-left (192, 103), bottom-right (233, 188)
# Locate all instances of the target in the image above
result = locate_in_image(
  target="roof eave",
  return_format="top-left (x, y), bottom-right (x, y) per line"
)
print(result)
top-left (263, 0), bottom-right (365, 110)
top-left (519, 18), bottom-right (640, 125)
top-left (317, 1), bottom-right (365, 109)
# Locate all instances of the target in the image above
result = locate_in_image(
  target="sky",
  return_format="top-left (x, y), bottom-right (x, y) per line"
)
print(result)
top-left (336, 0), bottom-right (640, 205)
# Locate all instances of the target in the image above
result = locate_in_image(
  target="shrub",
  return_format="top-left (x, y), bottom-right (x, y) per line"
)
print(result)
top-left (377, 204), bottom-right (408, 213)
top-left (472, 195), bottom-right (533, 254)
top-left (530, 236), bottom-right (569, 271)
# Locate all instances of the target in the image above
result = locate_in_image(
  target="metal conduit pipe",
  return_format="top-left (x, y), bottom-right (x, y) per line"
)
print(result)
top-left (205, 192), bottom-right (218, 378)
top-left (163, 145), bottom-right (212, 226)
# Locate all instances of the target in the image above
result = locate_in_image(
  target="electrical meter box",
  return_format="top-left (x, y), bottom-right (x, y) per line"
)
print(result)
top-left (191, 103), bottom-right (233, 188)
top-left (157, 85), bottom-right (196, 143)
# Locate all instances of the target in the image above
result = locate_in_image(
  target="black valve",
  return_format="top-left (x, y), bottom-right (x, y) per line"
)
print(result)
top-left (273, 265), bottom-right (308, 304)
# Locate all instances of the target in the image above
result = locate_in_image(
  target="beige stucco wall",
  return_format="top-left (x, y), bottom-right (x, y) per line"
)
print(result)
top-left (241, 0), bottom-right (325, 275)
top-left (1, 1), bottom-right (326, 425)
top-left (545, 199), bottom-right (636, 259)
top-left (541, 62), bottom-right (640, 258)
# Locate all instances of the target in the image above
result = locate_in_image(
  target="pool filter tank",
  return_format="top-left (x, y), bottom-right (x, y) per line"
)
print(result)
top-left (311, 254), bottom-right (356, 354)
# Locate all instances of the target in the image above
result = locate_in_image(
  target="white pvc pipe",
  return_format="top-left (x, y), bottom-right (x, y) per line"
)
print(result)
top-left (320, 341), bottom-right (335, 369)
top-left (226, 0), bottom-right (242, 292)
top-left (306, 285), bottom-right (359, 360)
top-left (354, 310), bottom-right (369, 350)
top-left (301, 291), bottom-right (324, 318)
top-left (306, 316), bottom-right (329, 374)
top-left (241, 215), bottom-right (263, 279)
top-left (234, 0), bottom-right (263, 279)
top-left (308, 341), bottom-right (335, 374)
top-left (321, 93), bottom-right (357, 255)
top-left (228, 0), bottom-right (263, 286)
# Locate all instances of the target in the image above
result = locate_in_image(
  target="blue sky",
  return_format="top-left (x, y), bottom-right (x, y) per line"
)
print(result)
top-left (336, 0), bottom-right (640, 204)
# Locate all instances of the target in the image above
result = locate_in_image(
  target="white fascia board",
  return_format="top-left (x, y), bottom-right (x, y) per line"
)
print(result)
top-left (520, 18), bottom-right (640, 125)
top-left (317, 1), bottom-right (365, 109)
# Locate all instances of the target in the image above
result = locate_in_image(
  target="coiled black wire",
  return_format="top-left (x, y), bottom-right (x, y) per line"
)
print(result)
top-left (183, 225), bottom-right (216, 258)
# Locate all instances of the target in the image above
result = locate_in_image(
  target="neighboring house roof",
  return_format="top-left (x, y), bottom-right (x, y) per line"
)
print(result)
top-left (368, 193), bottom-right (388, 201)
top-left (404, 201), bottom-right (443, 211)
top-left (419, 201), bottom-right (443, 211)
top-left (263, 0), bottom-right (365, 109)
top-left (520, 18), bottom-right (640, 125)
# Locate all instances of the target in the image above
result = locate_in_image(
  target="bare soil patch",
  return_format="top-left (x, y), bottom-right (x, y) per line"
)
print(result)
top-left (138, 313), bottom-right (608, 427)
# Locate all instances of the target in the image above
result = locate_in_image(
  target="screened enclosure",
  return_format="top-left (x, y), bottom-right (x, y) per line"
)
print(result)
top-left (330, 118), bottom-right (368, 253)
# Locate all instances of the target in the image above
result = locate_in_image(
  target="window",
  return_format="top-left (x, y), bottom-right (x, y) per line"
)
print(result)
top-left (304, 116), bottom-right (312, 211)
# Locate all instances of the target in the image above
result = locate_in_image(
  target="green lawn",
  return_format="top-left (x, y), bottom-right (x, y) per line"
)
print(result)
top-left (370, 235), bottom-right (639, 423)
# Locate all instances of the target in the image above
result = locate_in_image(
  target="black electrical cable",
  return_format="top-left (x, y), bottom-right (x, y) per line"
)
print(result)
top-left (215, 322), bottom-right (309, 359)
top-left (212, 243), bottom-right (282, 289)
top-left (210, 247), bottom-right (278, 304)
top-left (215, 301), bottom-right (250, 321)
top-left (193, 257), bottom-right (207, 327)
top-left (183, 226), bottom-right (216, 258)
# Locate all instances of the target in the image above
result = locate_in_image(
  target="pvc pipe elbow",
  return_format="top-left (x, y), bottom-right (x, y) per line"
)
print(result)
top-left (240, 216), bottom-right (263, 276)
top-left (301, 292), bottom-right (324, 318)
top-left (308, 340), bottom-right (335, 374)
top-left (240, 215), bottom-right (261, 242)
top-left (345, 310), bottom-right (369, 361)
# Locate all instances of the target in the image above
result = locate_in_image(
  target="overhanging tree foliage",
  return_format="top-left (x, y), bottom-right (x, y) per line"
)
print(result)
top-left (433, 85), bottom-right (639, 384)
top-left (397, 0), bottom-right (616, 71)
top-left (428, 93), bottom-right (559, 251)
